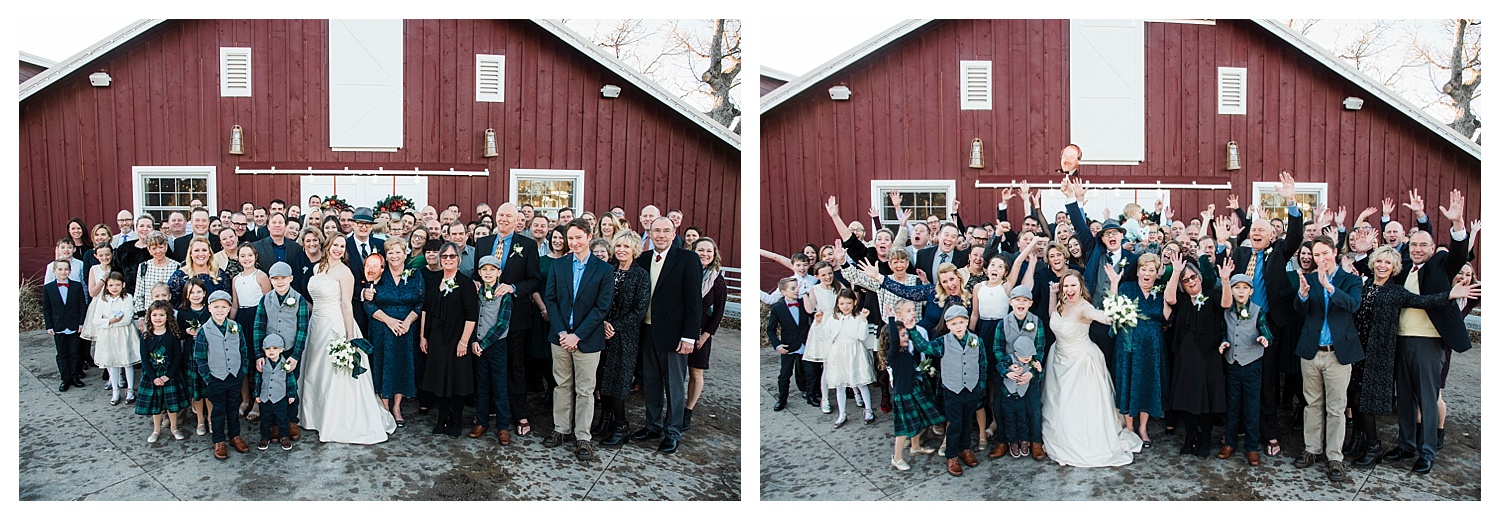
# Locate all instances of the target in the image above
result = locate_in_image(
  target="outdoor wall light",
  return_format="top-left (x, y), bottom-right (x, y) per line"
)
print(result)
top-left (229, 125), bottom-right (245, 155)
top-left (601, 85), bottom-right (622, 98)
top-left (483, 128), bottom-right (498, 158)
top-left (1225, 141), bottom-right (1241, 170)
top-left (969, 138), bottom-right (984, 169)
top-left (829, 85), bottom-right (851, 100)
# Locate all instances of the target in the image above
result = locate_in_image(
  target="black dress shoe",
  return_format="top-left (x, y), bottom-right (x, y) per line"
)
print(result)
top-left (1382, 446), bottom-right (1417, 462)
top-left (630, 427), bottom-right (662, 442)
top-left (601, 421), bottom-right (631, 447)
top-left (657, 436), bottom-right (679, 454)
top-left (773, 400), bottom-right (787, 411)
top-left (805, 395), bottom-right (819, 407)
top-left (1412, 455), bottom-right (1434, 474)
top-left (1352, 441), bottom-right (1383, 467)
top-left (58, 382), bottom-right (70, 392)
top-left (71, 379), bottom-right (86, 388)
top-left (682, 408), bottom-right (693, 431)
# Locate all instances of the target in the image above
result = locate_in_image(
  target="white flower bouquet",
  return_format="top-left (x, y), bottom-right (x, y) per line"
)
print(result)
top-left (328, 333), bottom-right (358, 374)
top-left (1101, 293), bottom-right (1140, 335)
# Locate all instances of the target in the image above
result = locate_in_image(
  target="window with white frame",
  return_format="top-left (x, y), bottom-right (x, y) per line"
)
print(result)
top-left (1251, 181), bottom-right (1327, 221)
top-left (510, 169), bottom-right (585, 218)
top-left (871, 180), bottom-right (956, 230)
top-left (134, 166), bottom-right (217, 224)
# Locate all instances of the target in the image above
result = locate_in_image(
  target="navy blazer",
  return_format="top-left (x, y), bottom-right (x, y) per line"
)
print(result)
top-left (636, 246), bottom-right (703, 352)
top-left (1067, 201), bottom-right (1138, 295)
top-left (765, 298), bottom-right (811, 352)
top-left (1292, 269), bottom-right (1365, 364)
top-left (42, 280), bottom-right (86, 332)
top-left (544, 253), bottom-right (615, 353)
top-left (1390, 229), bottom-right (1473, 352)
top-left (345, 235), bottom-right (386, 271)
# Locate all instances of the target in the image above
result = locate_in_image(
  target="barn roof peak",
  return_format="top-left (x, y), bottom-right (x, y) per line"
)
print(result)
top-left (762, 19), bottom-right (1476, 160)
top-left (18, 19), bottom-right (739, 151)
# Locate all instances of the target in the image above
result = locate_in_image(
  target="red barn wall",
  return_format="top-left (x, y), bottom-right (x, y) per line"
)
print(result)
top-left (20, 19), bottom-right (740, 280)
top-left (760, 19), bottom-right (1480, 290)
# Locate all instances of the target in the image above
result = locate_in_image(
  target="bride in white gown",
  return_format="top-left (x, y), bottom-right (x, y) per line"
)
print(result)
top-left (298, 238), bottom-right (396, 444)
top-left (1040, 271), bottom-right (1141, 467)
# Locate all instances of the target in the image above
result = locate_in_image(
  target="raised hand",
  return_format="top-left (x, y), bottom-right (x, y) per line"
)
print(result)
top-left (896, 207), bottom-right (913, 224)
top-left (1030, 191), bottom-right (1042, 208)
top-left (868, 205), bottom-right (879, 220)
top-left (1351, 227), bottom-right (1377, 253)
top-left (951, 199), bottom-right (961, 214)
top-left (1437, 189), bottom-right (1464, 227)
top-left (1318, 263), bottom-right (1335, 291)
top-left (890, 191), bottom-right (904, 209)
top-left (1404, 189), bottom-right (1426, 218)
top-left (832, 241), bottom-right (847, 265)
top-left (1276, 171), bottom-right (1298, 201)
top-left (1000, 187), bottom-right (1015, 202)
top-left (1018, 181), bottom-right (1032, 201)
top-left (857, 258), bottom-right (881, 280)
top-left (1298, 270), bottom-right (1311, 299)
top-left (1357, 206), bottom-right (1377, 225)
top-left (1335, 206), bottom-right (1347, 228)
top-left (1450, 281), bottom-right (1481, 300)
top-left (1471, 219), bottom-right (1482, 237)
top-left (1218, 258), bottom-right (1236, 281)
top-left (1161, 205), bottom-right (1174, 223)
top-left (1226, 194), bottom-right (1240, 211)
top-left (1381, 197), bottom-right (1397, 217)
top-left (826, 195), bottom-right (841, 218)
top-left (1104, 261), bottom-right (1122, 285)
top-left (1203, 203), bottom-right (1217, 219)
top-left (1225, 216), bottom-right (1244, 238)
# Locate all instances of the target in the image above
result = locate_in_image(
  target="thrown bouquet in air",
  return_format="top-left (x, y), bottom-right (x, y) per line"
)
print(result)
top-left (1101, 293), bottom-right (1141, 335)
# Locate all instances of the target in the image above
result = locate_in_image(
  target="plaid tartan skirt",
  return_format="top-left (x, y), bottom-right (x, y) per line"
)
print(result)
top-left (891, 385), bottom-right (945, 438)
top-left (135, 377), bottom-right (189, 415)
top-left (181, 368), bottom-right (207, 401)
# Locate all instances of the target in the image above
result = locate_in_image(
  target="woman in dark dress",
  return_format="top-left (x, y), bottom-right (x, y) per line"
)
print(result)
top-left (1112, 253), bottom-right (1168, 446)
top-left (685, 237), bottom-right (728, 431)
top-left (364, 237), bottom-right (424, 426)
top-left (1163, 251), bottom-right (1233, 458)
top-left (1345, 245), bottom-right (1476, 466)
top-left (594, 230), bottom-right (649, 445)
top-left (419, 242), bottom-right (479, 437)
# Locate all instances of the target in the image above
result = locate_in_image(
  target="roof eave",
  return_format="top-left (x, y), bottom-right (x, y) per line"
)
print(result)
top-left (532, 19), bottom-right (741, 151)
top-left (19, 51), bottom-right (57, 69)
top-left (19, 19), bottom-right (165, 101)
top-left (761, 19), bottom-right (932, 113)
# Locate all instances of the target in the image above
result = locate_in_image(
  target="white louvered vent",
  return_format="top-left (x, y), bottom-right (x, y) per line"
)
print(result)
top-left (476, 54), bottom-right (506, 103)
top-left (220, 47), bottom-right (251, 97)
top-left (960, 60), bottom-right (992, 110)
top-left (1218, 67), bottom-right (1247, 115)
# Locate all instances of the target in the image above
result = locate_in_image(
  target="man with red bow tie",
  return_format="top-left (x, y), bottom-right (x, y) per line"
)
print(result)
top-left (43, 259), bottom-right (87, 393)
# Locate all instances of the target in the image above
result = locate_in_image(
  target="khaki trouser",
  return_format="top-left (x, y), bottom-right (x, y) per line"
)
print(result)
top-left (551, 344), bottom-right (601, 441)
top-left (1300, 350), bottom-right (1352, 461)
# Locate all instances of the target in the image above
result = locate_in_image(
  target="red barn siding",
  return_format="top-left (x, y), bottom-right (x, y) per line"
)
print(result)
top-left (761, 19), bottom-right (1480, 290)
top-left (20, 61), bottom-right (49, 83)
top-left (20, 19), bottom-right (739, 279)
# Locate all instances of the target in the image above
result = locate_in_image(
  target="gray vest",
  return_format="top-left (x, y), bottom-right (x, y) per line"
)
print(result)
top-left (202, 320), bottom-right (243, 380)
top-left (260, 290), bottom-right (300, 347)
top-left (1223, 303), bottom-right (1265, 366)
top-left (477, 288), bottom-right (508, 341)
top-left (939, 333), bottom-right (982, 392)
top-left (259, 357), bottom-right (288, 403)
top-left (1094, 250), bottom-right (1121, 305)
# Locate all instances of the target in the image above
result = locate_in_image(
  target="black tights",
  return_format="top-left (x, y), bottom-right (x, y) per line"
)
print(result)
top-left (1354, 411), bottom-right (1380, 445)
top-left (1180, 412), bottom-right (1217, 450)
top-left (601, 396), bottom-right (627, 425)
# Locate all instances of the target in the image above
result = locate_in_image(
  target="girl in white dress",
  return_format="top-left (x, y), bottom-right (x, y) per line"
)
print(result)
top-left (801, 261), bottom-right (843, 414)
top-left (91, 272), bottom-right (141, 405)
top-left (297, 236), bottom-right (396, 444)
top-left (1039, 269), bottom-right (1142, 467)
top-left (810, 289), bottom-right (877, 427)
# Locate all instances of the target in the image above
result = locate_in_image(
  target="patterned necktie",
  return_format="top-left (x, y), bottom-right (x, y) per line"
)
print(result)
top-left (361, 243), bottom-right (369, 259)
top-left (1245, 249), bottom-right (1263, 285)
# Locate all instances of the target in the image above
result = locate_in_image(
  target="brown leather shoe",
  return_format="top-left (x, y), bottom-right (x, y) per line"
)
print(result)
top-left (213, 442), bottom-right (228, 460)
top-left (946, 457), bottom-right (964, 476)
top-left (1247, 451), bottom-right (1262, 466)
top-left (1030, 443), bottom-right (1047, 460)
top-left (987, 442), bottom-right (1009, 459)
top-left (959, 449), bottom-right (979, 467)
top-left (497, 429), bottom-right (512, 446)
top-left (229, 436), bottom-right (250, 453)
top-left (468, 425), bottom-right (487, 439)
top-left (289, 423), bottom-right (302, 441)
top-left (1217, 445), bottom-right (1235, 459)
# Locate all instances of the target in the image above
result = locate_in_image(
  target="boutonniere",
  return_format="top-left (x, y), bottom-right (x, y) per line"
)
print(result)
top-left (284, 294), bottom-right (297, 307)
top-left (481, 285), bottom-right (497, 301)
top-left (1022, 321), bottom-right (1036, 332)
top-left (1237, 307), bottom-right (1250, 320)
top-left (150, 352), bottom-right (165, 366)
top-left (512, 245), bottom-right (524, 257)
top-left (185, 319), bottom-right (201, 331)
top-left (402, 268), bottom-right (415, 279)
top-left (281, 359), bottom-right (294, 372)
top-left (442, 278), bottom-right (458, 295)
top-left (1191, 293), bottom-right (1208, 309)
top-left (1149, 285), bottom-right (1163, 297)
top-left (1117, 257), bottom-right (1129, 269)
top-left (227, 322), bottom-right (240, 334)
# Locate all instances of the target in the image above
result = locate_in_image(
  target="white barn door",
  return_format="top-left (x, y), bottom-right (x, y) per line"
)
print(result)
top-left (1070, 20), bottom-right (1145, 164)
top-left (301, 175), bottom-right (428, 212)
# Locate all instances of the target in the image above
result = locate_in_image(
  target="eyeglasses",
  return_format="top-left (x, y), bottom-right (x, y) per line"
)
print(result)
top-left (232, 221), bottom-right (247, 227)
top-left (440, 254), bottom-right (459, 259)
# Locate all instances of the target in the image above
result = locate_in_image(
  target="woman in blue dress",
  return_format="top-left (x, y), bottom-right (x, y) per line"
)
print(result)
top-left (362, 237), bottom-right (425, 426)
top-left (1110, 252), bottom-right (1167, 447)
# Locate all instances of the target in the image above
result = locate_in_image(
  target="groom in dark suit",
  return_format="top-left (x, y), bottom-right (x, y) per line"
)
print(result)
top-left (1062, 175), bottom-right (1137, 379)
top-left (346, 208), bottom-right (385, 337)
top-left (473, 202), bottom-right (543, 434)
top-left (542, 219), bottom-right (614, 461)
top-left (630, 216), bottom-right (702, 454)
top-left (1291, 235), bottom-right (1364, 483)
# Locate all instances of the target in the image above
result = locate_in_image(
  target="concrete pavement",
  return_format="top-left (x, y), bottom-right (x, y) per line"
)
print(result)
top-left (17, 328), bottom-right (742, 501)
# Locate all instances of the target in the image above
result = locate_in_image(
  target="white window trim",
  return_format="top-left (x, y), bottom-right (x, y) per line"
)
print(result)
top-left (133, 166), bottom-right (217, 220)
top-left (959, 60), bottom-right (992, 111)
top-left (330, 146), bottom-right (402, 153)
top-left (509, 169), bottom-right (586, 215)
top-left (1251, 181), bottom-right (1328, 214)
top-left (476, 54), bottom-right (506, 103)
top-left (870, 179), bottom-right (957, 227)
top-left (1142, 19), bottom-right (1216, 25)
top-left (219, 47), bottom-right (251, 97)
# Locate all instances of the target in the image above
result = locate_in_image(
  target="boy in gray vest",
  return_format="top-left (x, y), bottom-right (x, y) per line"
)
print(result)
top-left (995, 285), bottom-right (1046, 460)
top-left (253, 262), bottom-right (310, 441)
top-left (1218, 273), bottom-right (1272, 466)
top-left (909, 305), bottom-right (987, 477)
top-left (194, 290), bottom-right (251, 460)
top-left (254, 333), bottom-right (298, 451)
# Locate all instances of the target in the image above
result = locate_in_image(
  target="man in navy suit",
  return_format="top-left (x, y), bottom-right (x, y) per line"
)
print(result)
top-left (629, 216), bottom-right (702, 454)
top-left (1062, 175), bottom-right (1137, 378)
top-left (1381, 189), bottom-right (1472, 474)
top-left (766, 277), bottom-right (812, 411)
top-left (542, 219), bottom-right (614, 461)
top-left (473, 202), bottom-right (544, 435)
top-left (346, 208), bottom-right (385, 337)
top-left (42, 259), bottom-right (87, 392)
top-left (1291, 235), bottom-right (1364, 483)
top-left (171, 207), bottom-right (223, 262)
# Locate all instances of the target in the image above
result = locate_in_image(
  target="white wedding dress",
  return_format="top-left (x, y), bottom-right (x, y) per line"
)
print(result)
top-left (298, 268), bottom-right (396, 444)
top-left (1040, 303), bottom-right (1142, 467)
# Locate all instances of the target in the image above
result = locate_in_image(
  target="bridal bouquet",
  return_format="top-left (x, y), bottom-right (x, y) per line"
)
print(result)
top-left (1101, 293), bottom-right (1140, 335)
top-left (328, 334), bottom-right (359, 374)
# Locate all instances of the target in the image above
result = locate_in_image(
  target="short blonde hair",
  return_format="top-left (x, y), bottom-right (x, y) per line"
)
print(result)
top-left (611, 230), bottom-right (643, 259)
top-left (1366, 245), bottom-right (1404, 277)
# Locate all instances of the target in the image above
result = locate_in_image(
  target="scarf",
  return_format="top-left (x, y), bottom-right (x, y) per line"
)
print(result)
top-left (701, 268), bottom-right (720, 298)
